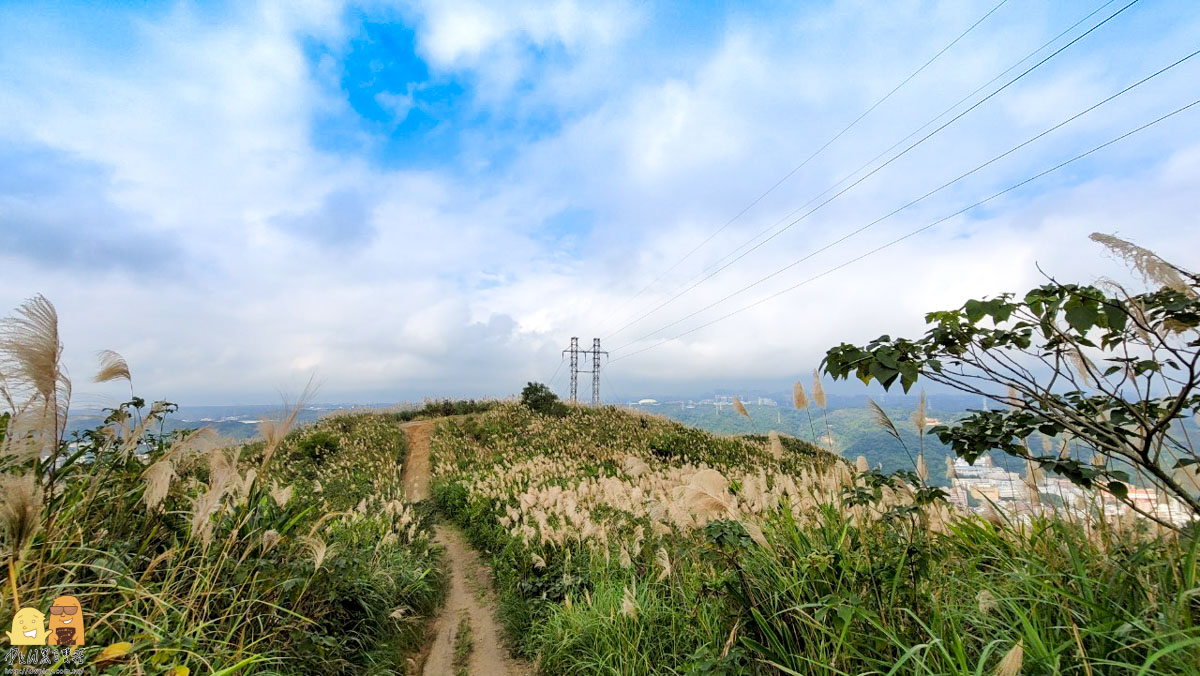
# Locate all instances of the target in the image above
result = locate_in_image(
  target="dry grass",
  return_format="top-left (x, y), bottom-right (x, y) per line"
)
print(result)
top-left (93, 349), bottom-right (132, 385)
top-left (732, 396), bottom-right (749, 419)
top-left (1090, 232), bottom-right (1195, 297)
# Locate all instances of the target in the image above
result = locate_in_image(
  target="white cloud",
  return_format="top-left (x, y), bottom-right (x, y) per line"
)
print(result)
top-left (2, 0), bottom-right (1198, 406)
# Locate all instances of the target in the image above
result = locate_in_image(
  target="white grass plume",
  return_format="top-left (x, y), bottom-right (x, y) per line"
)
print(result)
top-left (910, 391), bottom-right (927, 433)
top-left (93, 349), bottom-right (131, 386)
top-left (793, 382), bottom-right (809, 409)
top-left (994, 639), bottom-right (1023, 676)
top-left (767, 431), bottom-right (783, 461)
top-left (300, 535), bottom-right (335, 570)
top-left (0, 295), bottom-right (71, 452)
top-left (867, 398), bottom-right (902, 443)
top-left (811, 370), bottom-right (827, 409)
top-left (0, 473), bottom-right (42, 561)
top-left (732, 396), bottom-right (749, 419)
top-left (655, 547), bottom-right (671, 581)
top-left (620, 586), bottom-right (638, 619)
top-left (142, 459), bottom-right (176, 510)
top-left (1090, 233), bottom-right (1195, 297)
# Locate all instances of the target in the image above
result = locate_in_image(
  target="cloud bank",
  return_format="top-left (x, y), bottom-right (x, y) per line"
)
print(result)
top-left (1, 0), bottom-right (1198, 405)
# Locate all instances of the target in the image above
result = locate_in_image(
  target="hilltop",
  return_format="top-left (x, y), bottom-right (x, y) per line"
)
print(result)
top-left (425, 401), bottom-right (1200, 674)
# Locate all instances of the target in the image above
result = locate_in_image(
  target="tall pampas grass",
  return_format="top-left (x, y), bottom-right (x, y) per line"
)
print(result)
top-left (142, 459), bottom-right (176, 510)
top-left (868, 397), bottom-right (916, 469)
top-left (794, 381), bottom-right (818, 442)
top-left (911, 390), bottom-right (927, 464)
top-left (93, 349), bottom-right (132, 388)
top-left (655, 547), bottom-right (671, 582)
top-left (1090, 232), bottom-right (1195, 297)
top-left (1, 473), bottom-right (42, 608)
top-left (767, 431), bottom-right (783, 461)
top-left (792, 382), bottom-right (808, 409)
top-left (258, 378), bottom-right (316, 473)
top-left (732, 396), bottom-right (749, 419)
top-left (0, 295), bottom-right (71, 461)
top-left (620, 585), bottom-right (638, 619)
top-left (994, 639), bottom-right (1023, 676)
top-left (300, 535), bottom-right (334, 570)
top-left (812, 370), bottom-right (833, 451)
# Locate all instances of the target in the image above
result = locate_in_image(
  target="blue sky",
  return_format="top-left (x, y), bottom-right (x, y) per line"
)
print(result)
top-left (1, 0), bottom-right (1199, 405)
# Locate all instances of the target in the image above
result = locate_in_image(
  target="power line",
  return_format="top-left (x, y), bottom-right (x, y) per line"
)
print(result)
top-left (608, 46), bottom-right (1200, 353)
top-left (601, 368), bottom-right (628, 406)
top-left (545, 354), bottom-right (565, 387)
top-left (597, 0), bottom-right (1012, 334)
top-left (603, 0), bottom-right (1140, 341)
top-left (610, 95), bottom-right (1200, 364)
top-left (609, 0), bottom-right (1120, 333)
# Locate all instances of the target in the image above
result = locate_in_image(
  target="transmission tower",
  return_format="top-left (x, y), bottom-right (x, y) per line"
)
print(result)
top-left (562, 337), bottom-right (580, 403)
top-left (560, 337), bottom-right (608, 405)
top-left (590, 338), bottom-right (609, 406)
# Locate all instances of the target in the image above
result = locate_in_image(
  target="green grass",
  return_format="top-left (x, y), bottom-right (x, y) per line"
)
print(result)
top-left (2, 404), bottom-right (444, 674)
top-left (453, 613), bottom-right (472, 676)
top-left (431, 402), bottom-right (1200, 675)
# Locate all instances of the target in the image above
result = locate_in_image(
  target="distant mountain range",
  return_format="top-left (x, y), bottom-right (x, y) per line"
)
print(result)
top-left (65, 402), bottom-right (411, 441)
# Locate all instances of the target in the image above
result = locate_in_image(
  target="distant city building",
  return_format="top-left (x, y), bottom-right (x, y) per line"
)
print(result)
top-left (947, 456), bottom-right (1194, 527)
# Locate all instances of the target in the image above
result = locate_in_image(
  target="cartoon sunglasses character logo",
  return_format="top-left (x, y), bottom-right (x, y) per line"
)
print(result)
top-left (5, 595), bottom-right (85, 647)
top-left (47, 596), bottom-right (85, 646)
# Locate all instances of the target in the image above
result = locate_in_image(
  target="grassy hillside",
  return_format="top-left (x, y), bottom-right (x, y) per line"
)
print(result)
top-left (2, 403), bottom-right (442, 674)
top-left (431, 403), bottom-right (1200, 675)
top-left (644, 402), bottom-right (1018, 486)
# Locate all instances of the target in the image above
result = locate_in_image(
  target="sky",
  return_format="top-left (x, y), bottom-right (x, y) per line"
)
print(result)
top-left (1, 0), bottom-right (1199, 407)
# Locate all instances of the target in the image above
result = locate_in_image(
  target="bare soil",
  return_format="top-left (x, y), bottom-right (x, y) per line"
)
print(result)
top-left (401, 420), bottom-right (533, 676)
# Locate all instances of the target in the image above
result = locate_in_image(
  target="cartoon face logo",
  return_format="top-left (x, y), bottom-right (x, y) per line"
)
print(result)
top-left (46, 596), bottom-right (84, 646)
top-left (5, 607), bottom-right (46, 645)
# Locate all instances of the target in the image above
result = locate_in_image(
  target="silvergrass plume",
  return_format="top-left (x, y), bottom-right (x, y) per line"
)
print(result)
top-left (655, 547), bottom-right (671, 582)
top-left (976, 589), bottom-right (997, 614)
top-left (1090, 232), bottom-right (1195, 297)
top-left (811, 370), bottom-right (827, 409)
top-left (621, 586), bottom-right (638, 619)
top-left (732, 396), bottom-right (749, 419)
top-left (93, 349), bottom-right (131, 385)
top-left (259, 376), bottom-right (317, 472)
top-left (1067, 347), bottom-right (1095, 388)
top-left (0, 294), bottom-right (71, 449)
top-left (867, 398), bottom-right (902, 443)
top-left (910, 391), bottom-right (927, 433)
top-left (792, 382), bottom-right (808, 409)
top-left (994, 639), bottom-right (1023, 676)
top-left (1, 473), bottom-right (42, 562)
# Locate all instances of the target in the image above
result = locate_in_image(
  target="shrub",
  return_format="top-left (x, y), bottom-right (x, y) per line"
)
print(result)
top-left (520, 381), bottom-right (566, 417)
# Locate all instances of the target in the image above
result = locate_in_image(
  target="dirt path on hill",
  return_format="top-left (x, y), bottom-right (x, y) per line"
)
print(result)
top-left (401, 420), bottom-right (435, 501)
top-left (401, 419), bottom-right (533, 676)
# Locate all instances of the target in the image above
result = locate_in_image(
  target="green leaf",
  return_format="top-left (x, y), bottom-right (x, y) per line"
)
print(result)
top-left (964, 300), bottom-right (985, 323)
top-left (1108, 481), bottom-right (1128, 500)
top-left (1065, 299), bottom-right (1100, 334)
top-left (1103, 303), bottom-right (1128, 331)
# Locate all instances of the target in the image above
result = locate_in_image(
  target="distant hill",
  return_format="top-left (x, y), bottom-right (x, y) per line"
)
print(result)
top-left (65, 402), bottom-right (415, 442)
top-left (626, 399), bottom-right (1015, 486)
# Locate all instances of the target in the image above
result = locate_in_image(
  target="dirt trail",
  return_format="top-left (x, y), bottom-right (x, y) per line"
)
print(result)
top-left (401, 420), bottom-right (435, 501)
top-left (401, 420), bottom-right (532, 676)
